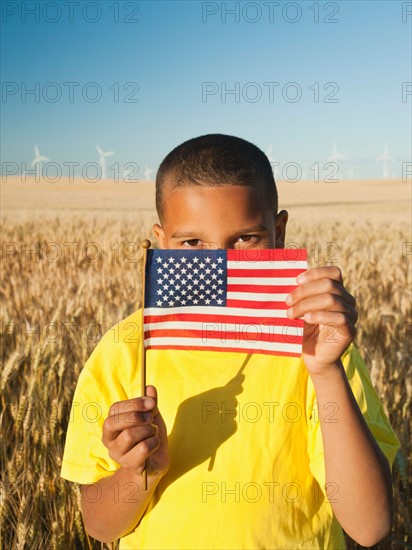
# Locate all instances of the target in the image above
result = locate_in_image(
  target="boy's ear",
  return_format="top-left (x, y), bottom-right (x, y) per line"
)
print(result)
top-left (152, 223), bottom-right (167, 249)
top-left (274, 210), bottom-right (288, 249)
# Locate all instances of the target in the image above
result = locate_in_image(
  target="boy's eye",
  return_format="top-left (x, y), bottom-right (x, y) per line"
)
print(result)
top-left (180, 235), bottom-right (258, 248)
top-left (237, 235), bottom-right (258, 243)
top-left (182, 239), bottom-right (201, 247)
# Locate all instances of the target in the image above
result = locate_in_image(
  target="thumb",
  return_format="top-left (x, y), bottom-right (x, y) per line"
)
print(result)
top-left (144, 384), bottom-right (159, 416)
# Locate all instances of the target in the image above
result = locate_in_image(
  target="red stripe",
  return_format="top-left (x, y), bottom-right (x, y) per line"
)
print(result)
top-left (227, 284), bottom-right (296, 293)
top-left (227, 248), bottom-right (307, 262)
top-left (144, 328), bottom-right (303, 344)
top-left (145, 343), bottom-right (302, 358)
top-left (226, 299), bottom-right (287, 309)
top-left (144, 312), bottom-right (303, 327)
top-left (227, 268), bottom-right (304, 278)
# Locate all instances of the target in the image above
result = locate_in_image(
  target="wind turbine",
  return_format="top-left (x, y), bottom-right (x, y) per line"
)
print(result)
top-left (377, 145), bottom-right (394, 179)
top-left (327, 143), bottom-right (346, 163)
top-left (31, 145), bottom-right (50, 179)
top-left (144, 165), bottom-right (153, 181)
top-left (266, 145), bottom-right (279, 179)
top-left (348, 168), bottom-right (361, 180)
top-left (96, 145), bottom-right (114, 180)
top-left (326, 143), bottom-right (346, 178)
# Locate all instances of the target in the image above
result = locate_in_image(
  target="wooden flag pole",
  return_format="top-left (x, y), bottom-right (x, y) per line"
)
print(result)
top-left (140, 238), bottom-right (151, 491)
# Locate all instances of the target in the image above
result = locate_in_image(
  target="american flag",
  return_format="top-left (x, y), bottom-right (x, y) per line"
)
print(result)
top-left (143, 248), bottom-right (307, 357)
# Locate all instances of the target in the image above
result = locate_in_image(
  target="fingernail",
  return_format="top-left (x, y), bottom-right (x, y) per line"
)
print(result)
top-left (296, 273), bottom-right (306, 284)
top-left (285, 294), bottom-right (292, 305)
top-left (143, 397), bottom-right (154, 408)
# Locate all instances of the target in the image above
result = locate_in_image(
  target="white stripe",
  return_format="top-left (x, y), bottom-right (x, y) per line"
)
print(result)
top-left (144, 321), bottom-right (303, 336)
top-left (144, 336), bottom-right (302, 354)
top-left (227, 291), bottom-right (288, 301)
top-left (227, 260), bottom-right (306, 270)
top-left (144, 306), bottom-right (291, 318)
top-left (227, 277), bottom-right (298, 285)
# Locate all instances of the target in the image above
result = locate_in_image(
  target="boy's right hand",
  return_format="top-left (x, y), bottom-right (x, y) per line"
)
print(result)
top-left (102, 385), bottom-right (169, 478)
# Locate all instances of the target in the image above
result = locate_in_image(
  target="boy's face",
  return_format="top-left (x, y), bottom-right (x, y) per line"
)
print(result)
top-left (152, 184), bottom-right (288, 251)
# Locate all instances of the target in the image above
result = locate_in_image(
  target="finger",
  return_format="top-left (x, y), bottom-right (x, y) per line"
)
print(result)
top-left (104, 398), bottom-right (155, 442)
top-left (103, 410), bottom-right (154, 443)
top-left (288, 278), bottom-right (356, 309)
top-left (297, 266), bottom-right (344, 286)
top-left (122, 433), bottom-right (161, 473)
top-left (109, 424), bottom-right (158, 461)
top-left (302, 311), bottom-right (357, 337)
top-left (109, 396), bottom-right (155, 419)
top-left (288, 293), bottom-right (358, 323)
top-left (145, 385), bottom-right (160, 417)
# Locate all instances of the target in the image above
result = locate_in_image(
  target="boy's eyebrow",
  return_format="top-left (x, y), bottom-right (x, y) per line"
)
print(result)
top-left (171, 224), bottom-right (269, 239)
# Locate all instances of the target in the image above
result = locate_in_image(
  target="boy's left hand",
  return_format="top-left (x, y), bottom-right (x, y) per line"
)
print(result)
top-left (286, 266), bottom-right (358, 378)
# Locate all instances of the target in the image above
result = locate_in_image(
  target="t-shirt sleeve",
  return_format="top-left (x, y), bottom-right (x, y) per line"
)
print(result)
top-left (60, 312), bottom-right (142, 485)
top-left (306, 342), bottom-right (401, 496)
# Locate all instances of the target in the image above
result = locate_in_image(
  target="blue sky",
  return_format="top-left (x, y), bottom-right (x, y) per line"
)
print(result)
top-left (1, 0), bottom-right (411, 180)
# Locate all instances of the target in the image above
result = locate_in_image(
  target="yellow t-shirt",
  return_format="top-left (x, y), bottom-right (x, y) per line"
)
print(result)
top-left (60, 309), bottom-right (400, 549)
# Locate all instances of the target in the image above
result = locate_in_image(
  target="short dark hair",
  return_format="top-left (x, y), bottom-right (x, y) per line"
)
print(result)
top-left (155, 133), bottom-right (278, 223)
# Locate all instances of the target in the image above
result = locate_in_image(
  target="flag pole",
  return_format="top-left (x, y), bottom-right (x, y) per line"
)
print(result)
top-left (140, 238), bottom-right (151, 491)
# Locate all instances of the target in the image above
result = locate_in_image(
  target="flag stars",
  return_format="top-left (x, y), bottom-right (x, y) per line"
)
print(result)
top-left (150, 251), bottom-right (227, 309)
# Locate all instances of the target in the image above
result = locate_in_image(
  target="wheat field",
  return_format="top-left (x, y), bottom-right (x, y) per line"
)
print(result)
top-left (0, 178), bottom-right (411, 549)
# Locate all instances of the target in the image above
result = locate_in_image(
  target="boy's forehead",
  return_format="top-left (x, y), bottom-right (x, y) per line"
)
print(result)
top-left (162, 183), bottom-right (275, 225)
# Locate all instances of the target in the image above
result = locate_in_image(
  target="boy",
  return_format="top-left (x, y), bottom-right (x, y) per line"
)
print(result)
top-left (60, 134), bottom-right (400, 549)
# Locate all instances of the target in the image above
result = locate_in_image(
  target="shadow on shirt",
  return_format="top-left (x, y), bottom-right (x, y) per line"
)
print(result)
top-left (154, 354), bottom-right (251, 501)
